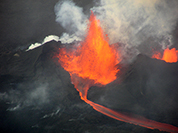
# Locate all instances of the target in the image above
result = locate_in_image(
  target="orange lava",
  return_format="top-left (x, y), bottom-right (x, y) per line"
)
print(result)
top-left (152, 48), bottom-right (178, 63)
top-left (85, 99), bottom-right (178, 133)
top-left (58, 12), bottom-right (178, 133)
top-left (58, 12), bottom-right (119, 85)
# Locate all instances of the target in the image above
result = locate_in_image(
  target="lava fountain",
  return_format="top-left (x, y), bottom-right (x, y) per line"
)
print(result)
top-left (152, 48), bottom-right (178, 63)
top-left (57, 12), bottom-right (178, 133)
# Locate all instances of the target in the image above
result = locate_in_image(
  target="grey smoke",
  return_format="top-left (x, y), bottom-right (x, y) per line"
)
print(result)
top-left (92, 0), bottom-right (178, 57)
top-left (54, 0), bottom-right (178, 59)
top-left (26, 84), bottom-right (49, 105)
top-left (2, 84), bottom-right (49, 111)
top-left (54, 0), bottom-right (88, 43)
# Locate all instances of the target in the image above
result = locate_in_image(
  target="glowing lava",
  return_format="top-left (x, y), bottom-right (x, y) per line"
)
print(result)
top-left (59, 12), bottom-right (119, 85)
top-left (58, 11), bottom-right (120, 99)
top-left (152, 48), bottom-right (178, 63)
top-left (58, 12), bottom-right (178, 133)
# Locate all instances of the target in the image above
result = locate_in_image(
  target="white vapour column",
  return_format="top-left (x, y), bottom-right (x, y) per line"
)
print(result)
top-left (54, 1), bottom-right (88, 44)
top-left (26, 35), bottom-right (60, 51)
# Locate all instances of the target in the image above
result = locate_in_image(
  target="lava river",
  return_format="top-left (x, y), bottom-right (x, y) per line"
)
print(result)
top-left (57, 12), bottom-right (178, 133)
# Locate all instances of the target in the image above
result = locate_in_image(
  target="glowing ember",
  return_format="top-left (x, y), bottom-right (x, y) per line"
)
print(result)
top-left (152, 48), bottom-right (178, 63)
top-left (58, 12), bottom-right (178, 132)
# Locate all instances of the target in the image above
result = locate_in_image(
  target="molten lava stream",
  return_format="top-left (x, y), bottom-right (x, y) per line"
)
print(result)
top-left (58, 12), bottom-right (178, 133)
top-left (85, 98), bottom-right (178, 133)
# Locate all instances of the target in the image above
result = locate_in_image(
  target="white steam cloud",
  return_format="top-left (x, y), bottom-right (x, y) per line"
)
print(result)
top-left (92, 0), bottom-right (178, 50)
top-left (54, 0), bottom-right (178, 58)
top-left (26, 35), bottom-right (60, 51)
top-left (54, 0), bottom-right (88, 44)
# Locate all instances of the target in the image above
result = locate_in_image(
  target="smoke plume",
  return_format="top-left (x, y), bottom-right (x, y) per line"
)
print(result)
top-left (54, 0), bottom-right (178, 58)
top-left (0, 84), bottom-right (49, 111)
top-left (54, 1), bottom-right (88, 44)
top-left (26, 35), bottom-right (60, 51)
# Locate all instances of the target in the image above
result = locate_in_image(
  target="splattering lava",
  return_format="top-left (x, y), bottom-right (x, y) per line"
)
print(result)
top-left (57, 12), bottom-right (178, 132)
top-left (152, 48), bottom-right (178, 63)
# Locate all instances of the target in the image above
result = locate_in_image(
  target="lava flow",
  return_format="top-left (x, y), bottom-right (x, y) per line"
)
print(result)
top-left (152, 48), bottom-right (178, 63)
top-left (58, 12), bottom-right (178, 133)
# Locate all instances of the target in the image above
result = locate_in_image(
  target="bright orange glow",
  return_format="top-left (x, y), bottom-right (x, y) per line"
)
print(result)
top-left (152, 52), bottom-right (162, 60)
top-left (57, 12), bottom-right (178, 133)
top-left (162, 48), bottom-right (178, 63)
top-left (152, 48), bottom-right (178, 63)
top-left (58, 11), bottom-right (119, 86)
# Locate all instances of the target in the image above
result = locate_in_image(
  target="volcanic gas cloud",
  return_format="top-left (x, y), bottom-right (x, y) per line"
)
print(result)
top-left (57, 12), bottom-right (178, 133)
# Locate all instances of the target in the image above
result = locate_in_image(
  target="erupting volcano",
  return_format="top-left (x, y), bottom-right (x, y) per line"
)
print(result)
top-left (152, 48), bottom-right (178, 63)
top-left (57, 12), bottom-right (178, 132)
top-left (58, 11), bottom-right (120, 99)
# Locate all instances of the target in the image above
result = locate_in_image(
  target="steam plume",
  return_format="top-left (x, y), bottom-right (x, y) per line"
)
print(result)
top-left (54, 1), bottom-right (88, 44)
top-left (92, 0), bottom-right (178, 54)
top-left (55, 0), bottom-right (178, 58)
top-left (26, 35), bottom-right (60, 51)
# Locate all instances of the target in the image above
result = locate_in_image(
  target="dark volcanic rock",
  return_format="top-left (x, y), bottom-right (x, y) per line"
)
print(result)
top-left (88, 54), bottom-right (178, 128)
top-left (1, 0), bottom-right (177, 132)
top-left (1, 41), bottom-right (173, 133)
